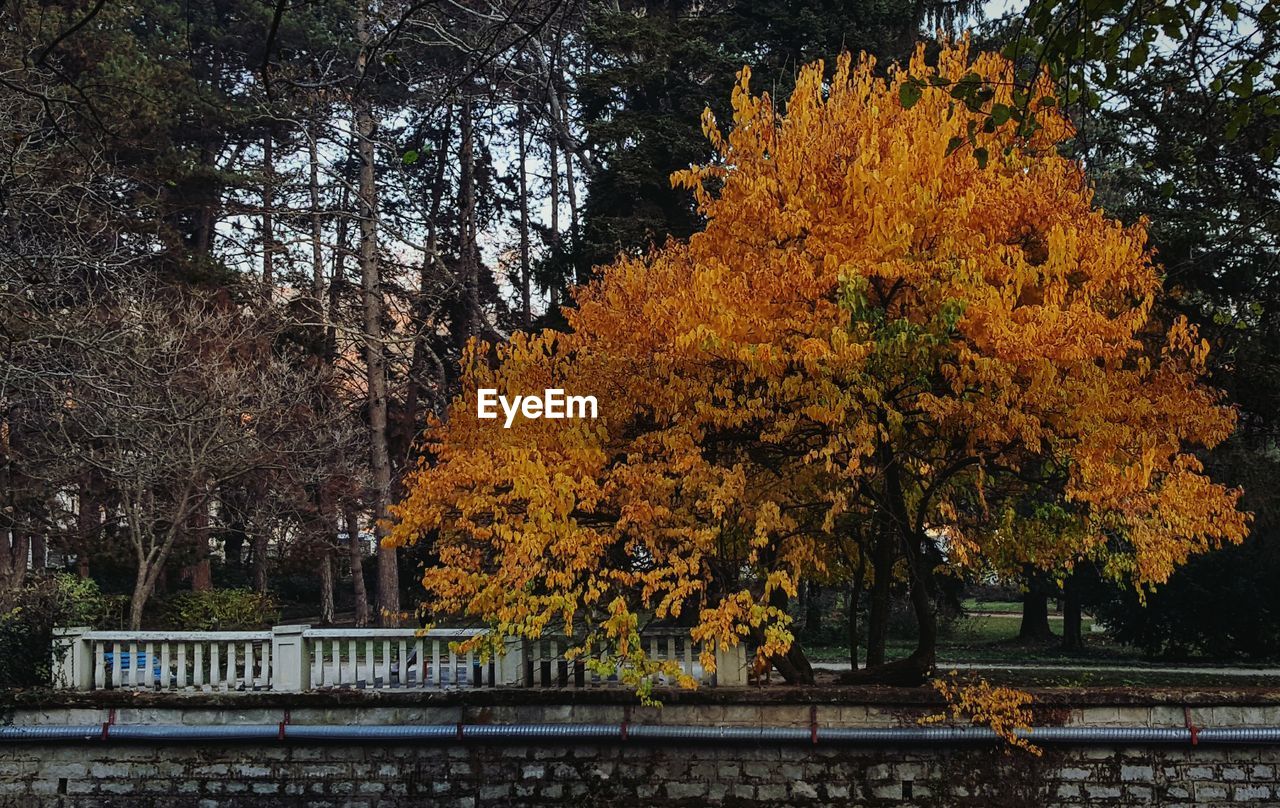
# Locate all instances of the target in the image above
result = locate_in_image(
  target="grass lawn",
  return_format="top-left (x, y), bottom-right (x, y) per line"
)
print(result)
top-left (805, 606), bottom-right (1280, 686)
top-left (806, 605), bottom-right (1144, 668)
top-left (959, 598), bottom-right (1023, 614)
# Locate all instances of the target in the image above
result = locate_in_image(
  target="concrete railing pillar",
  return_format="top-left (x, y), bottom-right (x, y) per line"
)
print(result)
top-left (714, 642), bottom-right (748, 687)
top-left (51, 626), bottom-right (93, 690)
top-left (497, 636), bottom-right (527, 686)
top-left (271, 624), bottom-right (311, 692)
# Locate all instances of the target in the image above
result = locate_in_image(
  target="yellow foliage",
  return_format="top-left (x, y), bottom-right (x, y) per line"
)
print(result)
top-left (388, 41), bottom-right (1248, 691)
top-left (922, 672), bottom-right (1042, 755)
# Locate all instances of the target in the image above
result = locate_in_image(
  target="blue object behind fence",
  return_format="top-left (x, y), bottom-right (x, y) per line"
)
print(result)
top-left (103, 652), bottom-right (162, 683)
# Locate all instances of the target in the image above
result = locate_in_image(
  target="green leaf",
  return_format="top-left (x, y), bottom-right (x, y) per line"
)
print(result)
top-left (945, 136), bottom-right (965, 156)
top-left (1127, 40), bottom-right (1149, 70)
top-left (402, 149), bottom-right (420, 166)
top-left (990, 103), bottom-right (1012, 126)
top-left (899, 80), bottom-right (923, 109)
top-left (973, 147), bottom-right (989, 169)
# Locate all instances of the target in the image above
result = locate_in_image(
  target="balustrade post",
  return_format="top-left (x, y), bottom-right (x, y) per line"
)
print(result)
top-left (497, 636), bottom-right (528, 686)
top-left (271, 624), bottom-right (311, 692)
top-left (713, 642), bottom-right (748, 687)
top-left (51, 626), bottom-right (93, 690)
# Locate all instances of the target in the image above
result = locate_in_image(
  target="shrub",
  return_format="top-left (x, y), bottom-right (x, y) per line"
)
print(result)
top-left (0, 573), bottom-right (108, 690)
top-left (155, 589), bottom-right (280, 630)
top-left (1091, 539), bottom-right (1280, 660)
top-left (52, 574), bottom-right (110, 627)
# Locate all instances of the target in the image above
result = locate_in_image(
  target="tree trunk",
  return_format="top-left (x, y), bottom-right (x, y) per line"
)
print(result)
top-left (327, 183), bottom-right (349, 364)
top-left (192, 143), bottom-right (219, 255)
top-left (758, 583), bottom-right (815, 684)
top-left (561, 101), bottom-right (579, 297)
top-left (261, 131), bottom-right (275, 302)
top-left (75, 476), bottom-right (98, 579)
top-left (840, 456), bottom-right (936, 686)
top-left (902, 534), bottom-right (938, 677)
top-left (129, 552), bottom-right (175, 630)
top-left (1018, 569), bottom-right (1057, 643)
top-left (561, 102), bottom-right (579, 241)
top-left (252, 535), bottom-right (269, 594)
top-left (128, 516), bottom-right (186, 631)
top-left (804, 583), bottom-right (823, 637)
top-left (1, 529), bottom-right (29, 594)
top-left (308, 116), bottom-right (325, 304)
top-left (30, 530), bottom-right (45, 573)
top-left (548, 123), bottom-right (560, 241)
top-left (840, 534), bottom-right (936, 686)
top-left (319, 550), bottom-right (335, 625)
top-left (355, 7), bottom-right (400, 627)
top-left (344, 504), bottom-right (370, 627)
top-left (517, 111), bottom-right (532, 329)
top-left (458, 94), bottom-right (480, 342)
top-left (187, 498), bottom-right (212, 592)
top-left (406, 115), bottom-right (452, 430)
top-left (1061, 571), bottom-right (1084, 651)
top-left (1019, 592), bottom-right (1053, 642)
top-left (128, 562), bottom-right (152, 630)
top-left (317, 491), bottom-right (338, 625)
top-left (252, 526), bottom-right (269, 595)
top-left (865, 527), bottom-right (894, 668)
top-left (846, 578), bottom-right (861, 671)
top-left (224, 517), bottom-right (246, 568)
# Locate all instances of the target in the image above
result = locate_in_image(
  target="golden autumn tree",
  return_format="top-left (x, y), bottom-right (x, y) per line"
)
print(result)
top-left (390, 41), bottom-right (1248, 687)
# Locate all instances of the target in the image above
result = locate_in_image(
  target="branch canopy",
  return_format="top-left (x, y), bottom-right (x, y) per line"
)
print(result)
top-left (390, 41), bottom-right (1248, 689)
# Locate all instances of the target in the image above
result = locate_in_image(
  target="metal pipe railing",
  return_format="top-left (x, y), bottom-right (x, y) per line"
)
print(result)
top-left (4, 722), bottom-right (1280, 746)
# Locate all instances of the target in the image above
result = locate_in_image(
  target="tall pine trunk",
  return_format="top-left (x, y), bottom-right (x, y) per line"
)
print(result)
top-left (355, 6), bottom-right (400, 626)
top-left (517, 111), bottom-right (532, 329)
top-left (548, 125), bottom-right (560, 241)
top-left (459, 95), bottom-right (480, 341)
top-left (308, 116), bottom-right (325, 304)
top-left (561, 100), bottom-right (579, 290)
top-left (261, 132), bottom-right (275, 301)
top-left (344, 504), bottom-right (370, 627)
top-left (319, 551), bottom-right (335, 625)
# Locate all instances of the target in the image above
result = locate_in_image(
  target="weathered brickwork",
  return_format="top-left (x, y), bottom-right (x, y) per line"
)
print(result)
top-left (3, 694), bottom-right (1280, 806)
top-left (4, 740), bottom-right (1280, 806)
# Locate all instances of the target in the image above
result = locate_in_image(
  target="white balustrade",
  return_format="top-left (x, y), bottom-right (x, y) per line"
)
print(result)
top-left (301, 628), bottom-right (513, 690)
top-left (51, 625), bottom-right (747, 691)
top-left (524, 630), bottom-right (747, 687)
top-left (68, 630), bottom-right (273, 692)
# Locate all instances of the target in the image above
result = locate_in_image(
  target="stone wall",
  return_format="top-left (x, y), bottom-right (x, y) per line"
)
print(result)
top-left (2, 689), bottom-right (1280, 807)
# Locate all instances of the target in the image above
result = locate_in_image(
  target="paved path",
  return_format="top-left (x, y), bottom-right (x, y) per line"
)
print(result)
top-left (811, 661), bottom-right (1280, 677)
top-left (969, 611), bottom-right (1034, 619)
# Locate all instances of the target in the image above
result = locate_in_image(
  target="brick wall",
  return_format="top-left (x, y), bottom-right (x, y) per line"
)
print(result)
top-left (2, 690), bottom-right (1279, 806)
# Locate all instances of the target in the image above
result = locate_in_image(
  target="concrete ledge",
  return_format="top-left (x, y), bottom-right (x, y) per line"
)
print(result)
top-left (13, 684), bottom-right (1280, 710)
top-left (10, 687), bottom-right (1280, 734)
